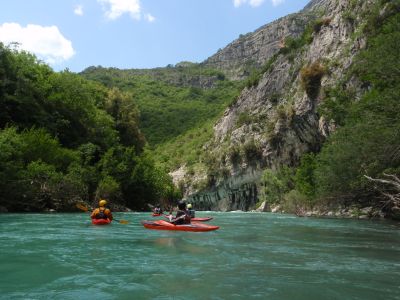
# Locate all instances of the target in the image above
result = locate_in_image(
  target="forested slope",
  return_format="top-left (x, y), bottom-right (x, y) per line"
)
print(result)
top-left (80, 65), bottom-right (242, 146)
top-left (0, 44), bottom-right (179, 212)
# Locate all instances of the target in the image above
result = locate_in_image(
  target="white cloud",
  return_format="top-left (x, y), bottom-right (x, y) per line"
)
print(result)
top-left (97, 0), bottom-right (155, 22)
top-left (234, 0), bottom-right (284, 7)
top-left (74, 5), bottom-right (84, 16)
top-left (249, 0), bottom-right (265, 7)
top-left (271, 0), bottom-right (285, 6)
top-left (0, 23), bottom-right (75, 65)
top-left (98, 0), bottom-right (141, 20)
top-left (233, 0), bottom-right (246, 7)
top-left (145, 14), bottom-right (155, 22)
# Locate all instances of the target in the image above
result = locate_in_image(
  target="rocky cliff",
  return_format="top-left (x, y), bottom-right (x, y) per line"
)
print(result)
top-left (201, 0), bottom-right (331, 80)
top-left (180, 0), bottom-right (371, 211)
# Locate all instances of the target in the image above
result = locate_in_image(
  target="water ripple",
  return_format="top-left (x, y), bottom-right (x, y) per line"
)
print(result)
top-left (0, 212), bottom-right (399, 299)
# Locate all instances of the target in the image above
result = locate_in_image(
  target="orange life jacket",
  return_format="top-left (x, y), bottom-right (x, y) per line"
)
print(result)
top-left (91, 207), bottom-right (112, 220)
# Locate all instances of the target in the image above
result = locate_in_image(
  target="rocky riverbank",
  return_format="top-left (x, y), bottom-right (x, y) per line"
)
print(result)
top-left (253, 201), bottom-right (394, 220)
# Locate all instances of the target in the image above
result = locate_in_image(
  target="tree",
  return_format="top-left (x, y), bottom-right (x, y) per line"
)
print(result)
top-left (295, 153), bottom-right (317, 199)
top-left (104, 87), bottom-right (145, 151)
top-left (364, 173), bottom-right (400, 219)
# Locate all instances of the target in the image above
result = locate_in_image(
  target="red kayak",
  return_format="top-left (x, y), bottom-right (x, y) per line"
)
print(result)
top-left (192, 217), bottom-right (213, 222)
top-left (163, 215), bottom-right (213, 222)
top-left (92, 218), bottom-right (112, 225)
top-left (142, 220), bottom-right (219, 232)
top-left (152, 213), bottom-right (162, 217)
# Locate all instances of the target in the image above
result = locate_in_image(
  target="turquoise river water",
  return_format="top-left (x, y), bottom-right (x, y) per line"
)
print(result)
top-left (0, 212), bottom-right (399, 299)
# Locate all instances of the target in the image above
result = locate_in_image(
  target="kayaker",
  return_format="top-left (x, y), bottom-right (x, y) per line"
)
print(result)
top-left (170, 201), bottom-right (190, 225)
top-left (91, 199), bottom-right (113, 221)
top-left (187, 203), bottom-right (195, 218)
top-left (153, 204), bottom-right (162, 215)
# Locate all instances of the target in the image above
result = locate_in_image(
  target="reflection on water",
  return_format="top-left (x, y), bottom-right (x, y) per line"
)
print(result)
top-left (153, 237), bottom-right (181, 248)
top-left (0, 212), bottom-right (399, 299)
top-left (142, 235), bottom-right (216, 258)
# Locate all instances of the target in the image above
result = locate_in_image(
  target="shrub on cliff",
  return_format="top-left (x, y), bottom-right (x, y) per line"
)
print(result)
top-left (300, 62), bottom-right (326, 99)
top-left (243, 139), bottom-right (263, 163)
top-left (313, 17), bottom-right (332, 33)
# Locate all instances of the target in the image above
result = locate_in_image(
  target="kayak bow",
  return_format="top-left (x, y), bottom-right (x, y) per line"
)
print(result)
top-left (92, 218), bottom-right (112, 225)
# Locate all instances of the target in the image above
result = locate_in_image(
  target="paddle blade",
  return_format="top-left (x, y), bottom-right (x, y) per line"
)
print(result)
top-left (76, 202), bottom-right (89, 212)
top-left (116, 219), bottom-right (129, 224)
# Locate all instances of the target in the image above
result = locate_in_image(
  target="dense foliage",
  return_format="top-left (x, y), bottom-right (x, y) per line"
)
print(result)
top-left (0, 44), bottom-right (178, 212)
top-left (80, 64), bottom-right (242, 188)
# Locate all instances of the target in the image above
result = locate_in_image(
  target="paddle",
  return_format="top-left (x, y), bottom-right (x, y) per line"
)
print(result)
top-left (75, 203), bottom-right (129, 224)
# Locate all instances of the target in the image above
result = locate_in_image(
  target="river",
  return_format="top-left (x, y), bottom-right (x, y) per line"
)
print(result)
top-left (0, 212), bottom-right (399, 299)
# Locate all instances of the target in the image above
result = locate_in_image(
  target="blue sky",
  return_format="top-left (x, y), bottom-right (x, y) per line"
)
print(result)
top-left (0, 0), bottom-right (310, 72)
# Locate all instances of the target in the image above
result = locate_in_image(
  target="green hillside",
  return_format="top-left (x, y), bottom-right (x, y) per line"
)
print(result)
top-left (0, 44), bottom-right (178, 212)
top-left (80, 65), bottom-right (242, 146)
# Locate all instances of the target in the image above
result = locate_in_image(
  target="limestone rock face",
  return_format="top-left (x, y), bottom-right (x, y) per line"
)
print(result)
top-left (179, 0), bottom-right (372, 211)
top-left (202, 14), bottom-right (312, 81)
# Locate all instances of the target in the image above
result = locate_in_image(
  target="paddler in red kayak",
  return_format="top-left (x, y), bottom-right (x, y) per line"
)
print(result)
top-left (187, 203), bottom-right (195, 218)
top-left (91, 199), bottom-right (113, 221)
top-left (169, 201), bottom-right (191, 225)
top-left (153, 204), bottom-right (163, 215)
